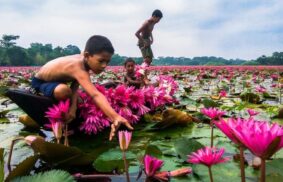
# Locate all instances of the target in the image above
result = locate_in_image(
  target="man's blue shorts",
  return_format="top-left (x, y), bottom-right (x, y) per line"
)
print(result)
top-left (31, 77), bottom-right (61, 97)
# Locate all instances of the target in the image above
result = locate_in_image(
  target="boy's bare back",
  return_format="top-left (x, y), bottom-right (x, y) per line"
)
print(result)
top-left (35, 54), bottom-right (87, 82)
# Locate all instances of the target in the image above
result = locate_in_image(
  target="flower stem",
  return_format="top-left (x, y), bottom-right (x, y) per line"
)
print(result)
top-left (7, 137), bottom-right (24, 172)
top-left (208, 167), bottom-right (214, 182)
top-left (239, 146), bottom-right (246, 182)
top-left (210, 121), bottom-right (214, 147)
top-left (64, 124), bottom-right (69, 146)
top-left (260, 158), bottom-right (266, 182)
top-left (123, 151), bottom-right (130, 182)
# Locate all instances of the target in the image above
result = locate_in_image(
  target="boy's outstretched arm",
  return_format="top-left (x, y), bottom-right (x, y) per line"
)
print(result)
top-left (76, 72), bottom-right (134, 140)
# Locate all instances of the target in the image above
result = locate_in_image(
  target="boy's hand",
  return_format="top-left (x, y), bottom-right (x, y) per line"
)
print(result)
top-left (109, 115), bottom-right (134, 141)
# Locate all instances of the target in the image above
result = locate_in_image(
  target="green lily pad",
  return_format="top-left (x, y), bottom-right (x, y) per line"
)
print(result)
top-left (193, 161), bottom-right (258, 182)
top-left (201, 98), bottom-right (219, 108)
top-left (93, 148), bottom-right (136, 173)
top-left (5, 155), bottom-right (39, 182)
top-left (30, 137), bottom-right (93, 167)
top-left (145, 144), bottom-right (163, 158)
top-left (11, 170), bottom-right (75, 182)
top-left (0, 117), bottom-right (10, 124)
top-left (174, 138), bottom-right (204, 161)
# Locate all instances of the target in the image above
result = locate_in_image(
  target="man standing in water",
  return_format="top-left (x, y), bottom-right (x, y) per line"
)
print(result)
top-left (135, 9), bottom-right (163, 65)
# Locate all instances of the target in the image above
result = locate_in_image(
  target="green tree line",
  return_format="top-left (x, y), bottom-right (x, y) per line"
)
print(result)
top-left (0, 34), bottom-right (282, 66)
top-left (0, 35), bottom-right (80, 66)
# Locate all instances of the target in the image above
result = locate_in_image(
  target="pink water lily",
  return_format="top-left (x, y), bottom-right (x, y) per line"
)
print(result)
top-left (118, 130), bottom-right (132, 151)
top-left (231, 120), bottom-right (283, 159)
top-left (188, 147), bottom-right (229, 182)
top-left (230, 120), bottom-right (283, 182)
top-left (214, 118), bottom-right (249, 182)
top-left (187, 147), bottom-right (229, 167)
top-left (219, 90), bottom-right (227, 98)
top-left (45, 99), bottom-right (70, 121)
top-left (144, 155), bottom-right (164, 177)
top-left (78, 81), bottom-right (177, 135)
top-left (214, 118), bottom-right (243, 145)
top-left (201, 107), bottom-right (226, 120)
top-left (255, 85), bottom-right (267, 93)
top-left (45, 99), bottom-right (70, 143)
top-left (247, 109), bottom-right (259, 117)
top-left (201, 107), bottom-right (226, 147)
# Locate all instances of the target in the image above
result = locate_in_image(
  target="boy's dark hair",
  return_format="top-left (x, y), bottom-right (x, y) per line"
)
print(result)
top-left (84, 35), bottom-right (114, 55)
top-left (152, 9), bottom-right (163, 18)
top-left (124, 58), bottom-right (135, 67)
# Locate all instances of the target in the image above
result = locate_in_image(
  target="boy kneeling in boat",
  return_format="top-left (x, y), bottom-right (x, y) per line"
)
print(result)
top-left (31, 35), bottom-right (133, 140)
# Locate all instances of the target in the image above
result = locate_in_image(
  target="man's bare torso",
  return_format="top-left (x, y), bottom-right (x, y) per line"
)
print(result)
top-left (141, 20), bottom-right (155, 38)
top-left (35, 54), bottom-right (86, 82)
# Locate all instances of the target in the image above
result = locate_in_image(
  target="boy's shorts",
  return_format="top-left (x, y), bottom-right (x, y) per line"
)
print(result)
top-left (31, 77), bottom-right (61, 97)
top-left (138, 38), bottom-right (153, 59)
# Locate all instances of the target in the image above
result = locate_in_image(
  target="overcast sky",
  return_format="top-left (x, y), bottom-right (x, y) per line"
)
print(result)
top-left (0, 0), bottom-right (282, 60)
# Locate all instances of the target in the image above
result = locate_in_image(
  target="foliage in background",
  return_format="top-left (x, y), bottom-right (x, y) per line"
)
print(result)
top-left (0, 34), bottom-right (283, 66)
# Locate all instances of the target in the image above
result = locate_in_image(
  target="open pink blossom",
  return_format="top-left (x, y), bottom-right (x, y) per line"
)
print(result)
top-left (214, 118), bottom-right (243, 145)
top-left (201, 107), bottom-right (226, 120)
top-left (247, 109), bottom-right (260, 117)
top-left (231, 120), bottom-right (283, 159)
top-left (255, 85), bottom-right (266, 93)
top-left (187, 147), bottom-right (229, 167)
top-left (219, 90), bottom-right (227, 98)
top-left (144, 155), bottom-right (164, 177)
top-left (45, 99), bottom-right (70, 121)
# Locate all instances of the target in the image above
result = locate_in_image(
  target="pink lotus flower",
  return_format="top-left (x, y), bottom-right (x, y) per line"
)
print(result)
top-left (247, 109), bottom-right (260, 117)
top-left (214, 118), bottom-right (242, 145)
top-left (135, 62), bottom-right (149, 78)
top-left (78, 81), bottom-right (177, 135)
top-left (219, 90), bottom-right (227, 98)
top-left (230, 120), bottom-right (283, 182)
top-left (255, 85), bottom-right (266, 93)
top-left (118, 130), bottom-right (132, 151)
top-left (49, 120), bottom-right (63, 143)
top-left (187, 147), bottom-right (229, 167)
top-left (144, 155), bottom-right (164, 177)
top-left (45, 99), bottom-right (70, 121)
top-left (231, 120), bottom-right (283, 159)
top-left (201, 107), bottom-right (226, 120)
top-left (45, 99), bottom-right (70, 143)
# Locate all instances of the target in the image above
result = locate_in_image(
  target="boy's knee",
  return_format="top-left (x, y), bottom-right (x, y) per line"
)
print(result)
top-left (53, 84), bottom-right (72, 101)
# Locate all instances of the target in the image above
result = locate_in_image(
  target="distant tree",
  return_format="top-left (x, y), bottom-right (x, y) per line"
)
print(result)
top-left (0, 34), bottom-right (20, 48)
top-left (63, 45), bottom-right (81, 55)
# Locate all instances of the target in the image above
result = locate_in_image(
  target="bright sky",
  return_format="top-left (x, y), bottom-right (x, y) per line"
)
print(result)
top-left (0, 0), bottom-right (282, 59)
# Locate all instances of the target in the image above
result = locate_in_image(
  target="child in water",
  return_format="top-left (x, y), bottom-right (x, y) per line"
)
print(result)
top-left (124, 58), bottom-right (145, 88)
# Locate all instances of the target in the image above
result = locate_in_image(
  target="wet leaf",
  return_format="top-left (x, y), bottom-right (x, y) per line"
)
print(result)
top-left (29, 137), bottom-right (93, 167)
top-left (145, 144), bottom-right (163, 158)
top-left (152, 109), bottom-right (194, 129)
top-left (11, 170), bottom-right (75, 182)
top-left (174, 138), bottom-right (204, 161)
top-left (18, 115), bottom-right (40, 129)
top-left (93, 148), bottom-right (136, 173)
top-left (5, 155), bottom-right (39, 182)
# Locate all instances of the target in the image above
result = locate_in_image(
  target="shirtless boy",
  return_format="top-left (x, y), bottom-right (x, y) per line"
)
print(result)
top-left (135, 9), bottom-right (163, 65)
top-left (31, 35), bottom-right (133, 140)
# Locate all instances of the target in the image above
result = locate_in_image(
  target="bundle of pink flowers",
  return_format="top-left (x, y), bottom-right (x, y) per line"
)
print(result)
top-left (78, 78), bottom-right (178, 134)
